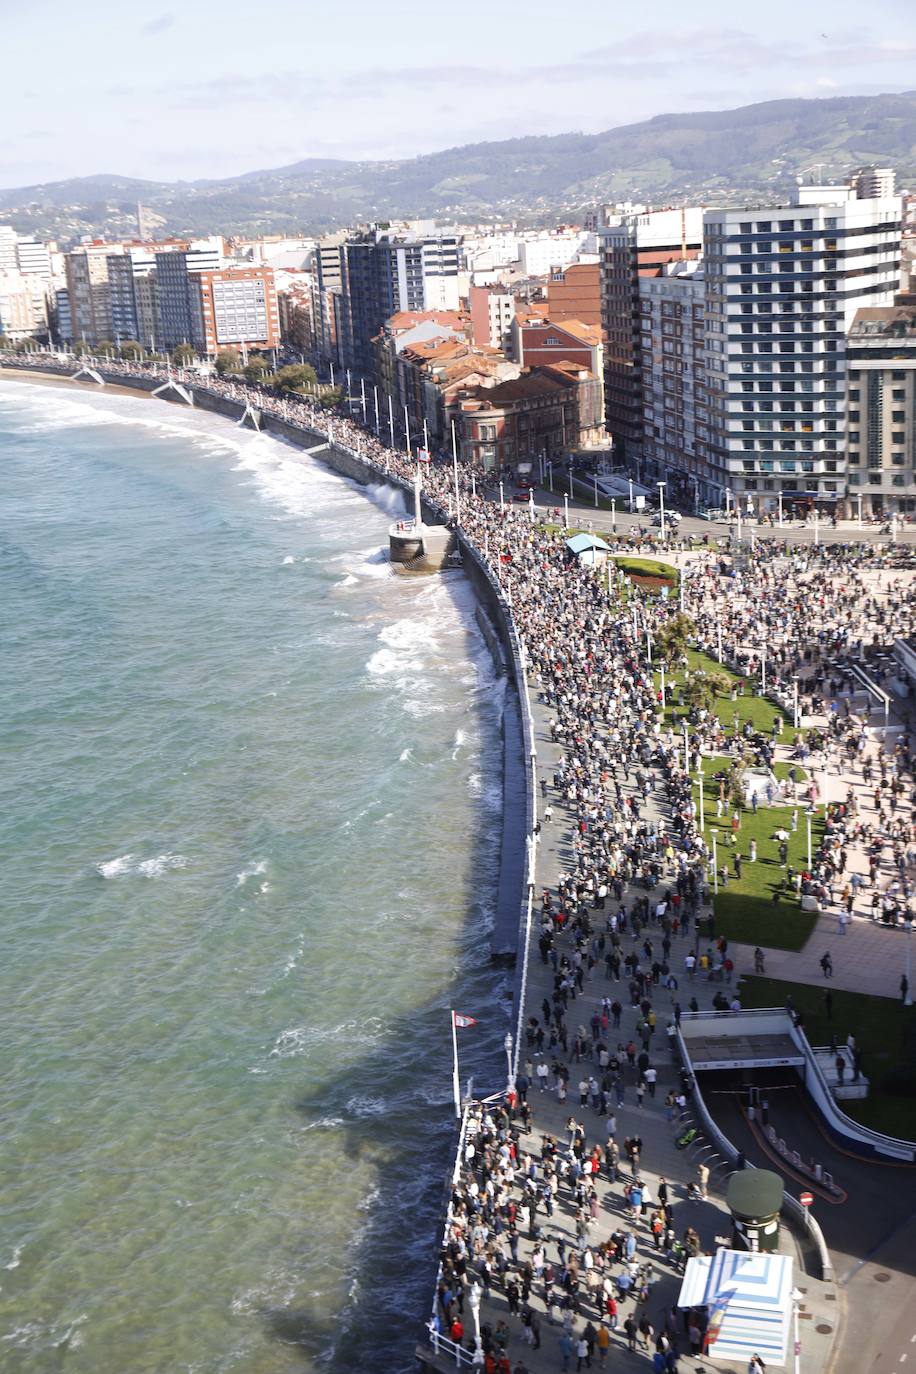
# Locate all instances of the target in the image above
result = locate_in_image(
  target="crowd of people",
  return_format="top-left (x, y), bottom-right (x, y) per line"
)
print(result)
top-left (8, 351), bottom-right (916, 1371)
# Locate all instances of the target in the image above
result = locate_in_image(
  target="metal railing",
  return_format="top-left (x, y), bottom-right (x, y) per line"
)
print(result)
top-left (676, 1022), bottom-right (835, 1282)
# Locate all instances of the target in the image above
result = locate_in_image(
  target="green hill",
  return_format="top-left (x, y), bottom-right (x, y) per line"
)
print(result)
top-left (2, 91), bottom-right (914, 240)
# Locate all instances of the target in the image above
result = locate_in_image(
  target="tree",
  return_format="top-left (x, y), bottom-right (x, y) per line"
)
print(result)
top-left (654, 612), bottom-right (694, 665)
top-left (95, 339), bottom-right (116, 358)
top-left (14, 336), bottom-right (40, 354)
top-left (119, 340), bottom-right (144, 360)
top-left (244, 355), bottom-right (270, 383)
top-left (0, 334), bottom-right (11, 351)
top-left (215, 348), bottom-right (242, 375)
top-left (271, 362), bottom-right (316, 393)
top-left (171, 343), bottom-right (196, 366)
top-left (683, 669), bottom-right (732, 716)
top-left (73, 340), bottom-right (91, 356)
top-left (316, 387), bottom-right (343, 409)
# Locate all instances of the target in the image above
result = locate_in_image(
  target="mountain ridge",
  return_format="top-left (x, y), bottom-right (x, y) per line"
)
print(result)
top-left (2, 91), bottom-right (914, 241)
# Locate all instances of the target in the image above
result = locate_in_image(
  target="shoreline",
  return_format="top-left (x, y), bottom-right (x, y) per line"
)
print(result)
top-left (0, 359), bottom-right (533, 979)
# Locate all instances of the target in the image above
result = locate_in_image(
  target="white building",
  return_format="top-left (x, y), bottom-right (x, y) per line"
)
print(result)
top-left (0, 270), bottom-right (45, 340)
top-left (702, 184), bottom-right (901, 512)
top-left (518, 231), bottom-right (589, 277)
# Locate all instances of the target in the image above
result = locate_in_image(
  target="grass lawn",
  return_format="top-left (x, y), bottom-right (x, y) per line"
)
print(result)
top-left (739, 976), bottom-right (916, 1139)
top-left (658, 648), bottom-right (800, 744)
top-left (700, 799), bottom-right (825, 951)
top-left (612, 555), bottom-right (679, 586)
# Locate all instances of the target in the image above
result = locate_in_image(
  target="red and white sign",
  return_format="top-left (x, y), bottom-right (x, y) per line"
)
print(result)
top-left (416, 448), bottom-right (432, 464)
top-left (799, 1191), bottom-right (814, 1207)
top-left (453, 1013), bottom-right (477, 1029)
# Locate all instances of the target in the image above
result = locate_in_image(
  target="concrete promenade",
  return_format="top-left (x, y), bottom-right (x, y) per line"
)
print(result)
top-left (424, 668), bottom-right (839, 1374)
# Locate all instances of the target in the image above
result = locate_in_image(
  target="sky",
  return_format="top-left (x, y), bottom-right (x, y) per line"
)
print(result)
top-left (2, 0), bottom-right (914, 188)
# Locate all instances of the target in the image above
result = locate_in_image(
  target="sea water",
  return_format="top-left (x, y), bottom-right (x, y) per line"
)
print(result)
top-left (0, 379), bottom-right (507, 1373)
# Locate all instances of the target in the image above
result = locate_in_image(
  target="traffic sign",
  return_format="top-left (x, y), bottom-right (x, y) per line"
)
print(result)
top-left (799, 1191), bottom-right (814, 1207)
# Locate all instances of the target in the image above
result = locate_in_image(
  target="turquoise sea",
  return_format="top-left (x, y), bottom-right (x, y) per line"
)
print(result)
top-left (0, 379), bottom-right (506, 1373)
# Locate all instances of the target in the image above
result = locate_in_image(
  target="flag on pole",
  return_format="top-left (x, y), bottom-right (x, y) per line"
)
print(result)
top-left (453, 1013), bottom-right (477, 1028)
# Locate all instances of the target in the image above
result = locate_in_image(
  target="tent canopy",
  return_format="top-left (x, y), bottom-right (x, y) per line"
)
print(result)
top-left (678, 1249), bottom-right (793, 1367)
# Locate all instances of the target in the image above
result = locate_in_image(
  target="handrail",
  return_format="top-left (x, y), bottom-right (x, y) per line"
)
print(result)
top-left (680, 1007), bottom-right (916, 1157)
top-left (677, 1024), bottom-right (835, 1282)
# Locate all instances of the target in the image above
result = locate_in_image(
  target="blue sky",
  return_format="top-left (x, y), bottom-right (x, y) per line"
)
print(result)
top-left (2, 0), bottom-right (914, 187)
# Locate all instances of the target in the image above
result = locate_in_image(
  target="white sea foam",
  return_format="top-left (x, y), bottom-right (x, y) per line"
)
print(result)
top-left (95, 852), bottom-right (188, 879)
top-left (135, 853), bottom-right (188, 878)
top-left (3, 1245), bottom-right (23, 1270)
top-left (399, 747), bottom-right (413, 762)
top-left (235, 860), bottom-right (267, 887)
top-left (281, 555), bottom-right (296, 565)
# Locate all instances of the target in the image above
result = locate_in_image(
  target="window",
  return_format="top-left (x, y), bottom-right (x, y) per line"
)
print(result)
top-left (755, 221), bottom-right (770, 233)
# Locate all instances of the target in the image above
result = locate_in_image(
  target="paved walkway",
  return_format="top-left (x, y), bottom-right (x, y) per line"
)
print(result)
top-left (425, 680), bottom-right (838, 1374)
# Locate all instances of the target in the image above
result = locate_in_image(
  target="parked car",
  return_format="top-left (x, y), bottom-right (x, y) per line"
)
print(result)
top-left (650, 509), bottom-right (682, 527)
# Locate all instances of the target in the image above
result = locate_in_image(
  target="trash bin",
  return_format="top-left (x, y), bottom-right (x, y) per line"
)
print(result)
top-left (726, 1169), bottom-right (782, 1253)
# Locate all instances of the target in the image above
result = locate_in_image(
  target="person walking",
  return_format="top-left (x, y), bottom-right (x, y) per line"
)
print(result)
top-left (696, 1162), bottom-right (709, 1200)
top-left (820, 951), bottom-right (833, 978)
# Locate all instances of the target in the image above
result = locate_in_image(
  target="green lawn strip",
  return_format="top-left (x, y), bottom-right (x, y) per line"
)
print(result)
top-left (738, 976), bottom-right (916, 1139)
top-left (657, 648), bottom-right (800, 744)
top-left (611, 555), bottom-right (679, 583)
top-left (702, 800), bottom-right (825, 951)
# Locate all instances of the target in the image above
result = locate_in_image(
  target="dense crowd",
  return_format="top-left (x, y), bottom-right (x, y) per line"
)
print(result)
top-left (8, 351), bottom-right (916, 1369)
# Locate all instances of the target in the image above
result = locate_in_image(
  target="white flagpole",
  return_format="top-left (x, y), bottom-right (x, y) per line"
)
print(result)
top-left (451, 1011), bottom-right (461, 1119)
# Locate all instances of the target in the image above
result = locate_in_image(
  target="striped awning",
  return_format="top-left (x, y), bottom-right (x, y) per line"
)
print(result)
top-left (677, 1249), bottom-right (793, 1367)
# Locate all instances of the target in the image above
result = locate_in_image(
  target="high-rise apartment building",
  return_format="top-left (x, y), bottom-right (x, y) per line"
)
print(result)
top-left (598, 208), bottom-right (704, 460)
top-left (191, 267), bottom-right (280, 353)
top-left (638, 260), bottom-right (714, 509)
top-left (107, 248), bottom-right (155, 342)
top-left (845, 306), bottom-right (916, 516)
top-left (331, 226), bottom-right (464, 374)
top-left (65, 245), bottom-right (123, 344)
top-left (154, 238), bottom-right (223, 350)
top-left (702, 185), bottom-right (901, 511)
top-left (852, 167), bottom-right (896, 201)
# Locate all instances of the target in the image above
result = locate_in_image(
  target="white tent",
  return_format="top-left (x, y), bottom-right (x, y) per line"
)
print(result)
top-left (677, 1248), bottom-right (793, 1366)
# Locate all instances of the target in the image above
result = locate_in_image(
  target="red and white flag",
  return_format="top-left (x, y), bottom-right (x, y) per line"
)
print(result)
top-left (453, 1012), bottom-right (477, 1028)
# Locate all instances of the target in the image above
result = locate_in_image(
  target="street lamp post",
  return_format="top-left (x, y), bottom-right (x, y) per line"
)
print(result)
top-left (682, 719), bottom-right (689, 774)
top-left (857, 494), bottom-right (863, 530)
top-left (628, 478), bottom-right (634, 513)
top-left (499, 480), bottom-right (504, 513)
top-left (611, 499), bottom-right (617, 534)
top-left (646, 630), bottom-right (653, 665)
top-left (806, 810), bottom-right (813, 870)
top-left (697, 771), bottom-right (705, 830)
top-left (468, 1281), bottom-right (484, 1365)
top-left (905, 921), bottom-right (913, 1007)
top-left (761, 645), bottom-right (767, 695)
top-left (792, 1287), bottom-right (802, 1374)
top-left (792, 676), bottom-right (799, 730)
top-left (504, 1032), bottom-right (514, 1095)
top-left (658, 481), bottom-right (667, 541)
top-left (712, 829), bottom-right (719, 894)
top-left (778, 491), bottom-right (784, 528)
top-left (594, 475), bottom-right (599, 509)
top-left (564, 493), bottom-right (569, 529)
top-left (717, 622), bottom-right (723, 664)
top-left (660, 661), bottom-right (667, 710)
